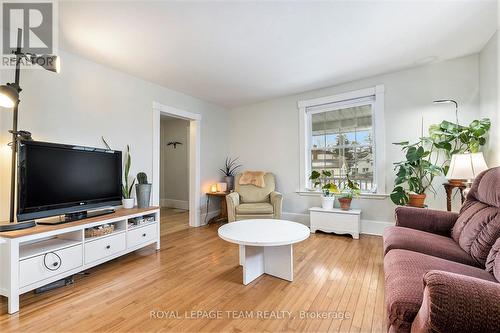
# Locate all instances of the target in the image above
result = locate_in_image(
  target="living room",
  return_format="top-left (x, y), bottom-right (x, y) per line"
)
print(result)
top-left (0, 1), bottom-right (499, 332)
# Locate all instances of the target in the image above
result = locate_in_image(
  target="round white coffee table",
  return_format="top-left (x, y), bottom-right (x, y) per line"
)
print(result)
top-left (218, 219), bottom-right (310, 285)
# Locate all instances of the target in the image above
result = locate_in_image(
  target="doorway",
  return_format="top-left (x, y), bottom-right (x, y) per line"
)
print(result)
top-left (160, 115), bottom-right (190, 232)
top-left (152, 102), bottom-right (202, 230)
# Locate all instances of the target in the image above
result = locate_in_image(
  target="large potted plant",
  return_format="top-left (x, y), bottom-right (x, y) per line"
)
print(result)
top-left (429, 118), bottom-right (490, 178)
top-left (135, 172), bottom-right (152, 208)
top-left (122, 145), bottom-right (135, 209)
top-left (310, 170), bottom-right (339, 209)
top-left (338, 173), bottom-right (361, 210)
top-left (219, 157), bottom-right (242, 191)
top-left (390, 140), bottom-right (442, 208)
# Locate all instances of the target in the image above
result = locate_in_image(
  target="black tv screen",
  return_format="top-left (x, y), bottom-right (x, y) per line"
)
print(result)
top-left (17, 140), bottom-right (122, 221)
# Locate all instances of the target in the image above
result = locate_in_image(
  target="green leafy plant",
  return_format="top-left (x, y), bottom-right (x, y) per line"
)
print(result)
top-left (340, 173), bottom-right (361, 199)
top-left (429, 118), bottom-right (490, 172)
top-left (219, 157), bottom-right (242, 176)
top-left (309, 170), bottom-right (339, 197)
top-left (122, 145), bottom-right (135, 199)
top-left (137, 172), bottom-right (148, 184)
top-left (390, 140), bottom-right (442, 206)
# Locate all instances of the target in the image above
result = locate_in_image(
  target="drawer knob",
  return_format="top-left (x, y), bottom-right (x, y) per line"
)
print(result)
top-left (106, 245), bottom-right (111, 249)
top-left (142, 233), bottom-right (146, 237)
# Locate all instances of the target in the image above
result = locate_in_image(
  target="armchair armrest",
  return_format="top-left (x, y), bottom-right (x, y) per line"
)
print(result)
top-left (270, 191), bottom-right (283, 219)
top-left (226, 192), bottom-right (239, 222)
top-left (411, 270), bottom-right (500, 333)
top-left (395, 206), bottom-right (458, 236)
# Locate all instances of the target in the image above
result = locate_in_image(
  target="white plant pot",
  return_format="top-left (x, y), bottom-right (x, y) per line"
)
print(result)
top-left (122, 198), bottom-right (135, 209)
top-left (321, 196), bottom-right (335, 210)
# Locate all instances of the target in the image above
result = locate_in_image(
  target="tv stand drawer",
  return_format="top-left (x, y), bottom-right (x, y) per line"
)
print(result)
top-left (85, 233), bottom-right (126, 264)
top-left (19, 244), bottom-right (83, 287)
top-left (128, 223), bottom-right (157, 248)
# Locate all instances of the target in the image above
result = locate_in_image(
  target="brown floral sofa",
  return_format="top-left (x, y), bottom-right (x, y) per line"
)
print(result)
top-left (383, 167), bottom-right (500, 333)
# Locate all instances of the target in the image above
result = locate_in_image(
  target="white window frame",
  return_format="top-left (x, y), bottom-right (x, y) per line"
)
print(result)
top-left (298, 85), bottom-right (386, 196)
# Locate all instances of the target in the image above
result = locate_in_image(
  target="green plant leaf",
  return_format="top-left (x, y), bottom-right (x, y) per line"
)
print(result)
top-left (309, 170), bottom-right (321, 180)
top-left (390, 186), bottom-right (408, 206)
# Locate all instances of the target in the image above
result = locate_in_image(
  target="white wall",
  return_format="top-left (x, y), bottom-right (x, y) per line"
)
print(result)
top-left (160, 116), bottom-right (189, 209)
top-left (229, 55), bottom-right (481, 223)
top-left (479, 31), bottom-right (500, 167)
top-left (0, 50), bottom-right (229, 221)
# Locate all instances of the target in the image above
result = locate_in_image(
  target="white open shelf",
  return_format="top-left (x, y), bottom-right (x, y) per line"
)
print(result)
top-left (20, 238), bottom-right (82, 260)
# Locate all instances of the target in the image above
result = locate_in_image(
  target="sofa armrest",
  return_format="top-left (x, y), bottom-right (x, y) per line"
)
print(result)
top-left (411, 270), bottom-right (500, 333)
top-left (395, 206), bottom-right (458, 236)
top-left (226, 192), bottom-right (239, 222)
top-left (270, 191), bottom-right (283, 219)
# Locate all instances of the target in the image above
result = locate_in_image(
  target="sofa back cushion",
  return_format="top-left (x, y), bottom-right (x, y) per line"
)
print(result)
top-left (486, 237), bottom-right (500, 281)
top-left (235, 172), bottom-right (275, 203)
top-left (451, 167), bottom-right (500, 267)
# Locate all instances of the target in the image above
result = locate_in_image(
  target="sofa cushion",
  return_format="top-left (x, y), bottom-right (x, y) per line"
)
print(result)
top-left (451, 168), bottom-right (500, 267)
top-left (235, 173), bottom-right (275, 203)
top-left (384, 249), bottom-right (496, 332)
top-left (236, 203), bottom-right (274, 215)
top-left (486, 237), bottom-right (500, 281)
top-left (383, 226), bottom-right (480, 267)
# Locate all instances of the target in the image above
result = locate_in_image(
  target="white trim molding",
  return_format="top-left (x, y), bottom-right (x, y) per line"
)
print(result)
top-left (298, 85), bottom-right (386, 194)
top-left (152, 102), bottom-right (202, 228)
top-left (160, 199), bottom-right (189, 210)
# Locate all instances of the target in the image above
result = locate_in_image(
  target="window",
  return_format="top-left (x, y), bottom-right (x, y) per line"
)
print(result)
top-left (298, 86), bottom-right (385, 194)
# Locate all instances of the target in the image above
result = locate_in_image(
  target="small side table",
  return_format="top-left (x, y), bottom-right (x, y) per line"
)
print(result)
top-left (443, 182), bottom-right (466, 212)
top-left (309, 207), bottom-right (361, 239)
top-left (206, 192), bottom-right (229, 224)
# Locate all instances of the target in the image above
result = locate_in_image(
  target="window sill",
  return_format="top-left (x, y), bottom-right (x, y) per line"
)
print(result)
top-left (295, 190), bottom-right (389, 200)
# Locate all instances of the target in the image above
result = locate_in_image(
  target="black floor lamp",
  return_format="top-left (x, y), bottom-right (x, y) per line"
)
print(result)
top-left (0, 28), bottom-right (60, 231)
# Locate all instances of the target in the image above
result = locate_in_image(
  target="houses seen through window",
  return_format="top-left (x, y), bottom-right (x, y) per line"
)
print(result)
top-left (310, 104), bottom-right (375, 192)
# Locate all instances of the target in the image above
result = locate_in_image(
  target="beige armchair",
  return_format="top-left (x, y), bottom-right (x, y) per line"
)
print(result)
top-left (226, 173), bottom-right (282, 222)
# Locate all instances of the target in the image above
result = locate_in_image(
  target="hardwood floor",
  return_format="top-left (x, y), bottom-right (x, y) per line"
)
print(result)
top-left (0, 212), bottom-right (386, 333)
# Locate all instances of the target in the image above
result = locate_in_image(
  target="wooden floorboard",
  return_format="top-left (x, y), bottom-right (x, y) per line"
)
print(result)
top-left (0, 209), bottom-right (386, 332)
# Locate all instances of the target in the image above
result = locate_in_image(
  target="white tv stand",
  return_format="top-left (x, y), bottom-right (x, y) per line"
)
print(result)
top-left (0, 206), bottom-right (160, 314)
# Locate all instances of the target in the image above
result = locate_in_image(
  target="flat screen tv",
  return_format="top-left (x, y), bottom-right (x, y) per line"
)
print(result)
top-left (17, 140), bottom-right (122, 221)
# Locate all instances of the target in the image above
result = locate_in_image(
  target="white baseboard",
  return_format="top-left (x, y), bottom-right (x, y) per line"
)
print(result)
top-left (282, 211), bottom-right (393, 236)
top-left (200, 209), bottom-right (220, 226)
top-left (161, 198), bottom-right (189, 210)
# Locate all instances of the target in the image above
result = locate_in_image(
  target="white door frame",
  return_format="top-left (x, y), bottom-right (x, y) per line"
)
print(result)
top-left (152, 101), bottom-right (202, 227)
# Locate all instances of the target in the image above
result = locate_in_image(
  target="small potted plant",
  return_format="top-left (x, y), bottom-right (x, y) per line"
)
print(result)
top-left (310, 170), bottom-right (339, 209)
top-left (122, 145), bottom-right (135, 209)
top-left (136, 172), bottom-right (152, 208)
top-left (338, 173), bottom-right (361, 210)
top-left (219, 157), bottom-right (242, 191)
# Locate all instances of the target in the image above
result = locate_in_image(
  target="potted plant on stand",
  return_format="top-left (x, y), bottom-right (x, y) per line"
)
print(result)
top-left (122, 145), bottom-right (135, 209)
top-left (390, 140), bottom-right (442, 208)
top-left (310, 170), bottom-right (339, 209)
top-left (219, 157), bottom-right (242, 191)
top-left (338, 173), bottom-right (361, 210)
top-left (136, 172), bottom-right (152, 208)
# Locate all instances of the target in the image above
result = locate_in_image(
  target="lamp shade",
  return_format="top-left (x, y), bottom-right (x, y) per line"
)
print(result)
top-left (0, 85), bottom-right (19, 108)
top-left (446, 153), bottom-right (488, 180)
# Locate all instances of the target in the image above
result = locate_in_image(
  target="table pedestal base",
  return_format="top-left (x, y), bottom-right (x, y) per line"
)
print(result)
top-left (239, 244), bottom-right (293, 285)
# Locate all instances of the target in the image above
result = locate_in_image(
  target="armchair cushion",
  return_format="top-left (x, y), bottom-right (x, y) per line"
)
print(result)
top-left (451, 168), bottom-right (500, 267)
top-left (236, 203), bottom-right (273, 215)
top-left (234, 173), bottom-right (276, 203)
top-left (383, 226), bottom-right (479, 267)
top-left (395, 206), bottom-right (458, 236)
top-left (411, 271), bottom-right (500, 333)
top-left (384, 249), bottom-right (496, 333)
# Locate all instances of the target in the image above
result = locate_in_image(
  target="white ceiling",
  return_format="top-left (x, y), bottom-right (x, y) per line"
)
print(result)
top-left (59, 1), bottom-right (497, 108)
